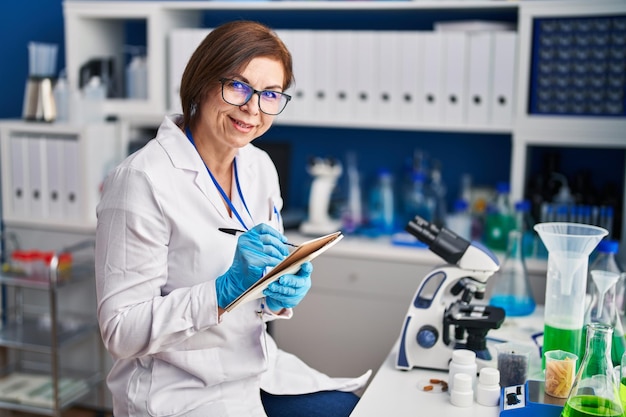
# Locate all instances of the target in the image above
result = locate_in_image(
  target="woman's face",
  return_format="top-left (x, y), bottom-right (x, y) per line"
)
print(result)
top-left (197, 56), bottom-right (286, 151)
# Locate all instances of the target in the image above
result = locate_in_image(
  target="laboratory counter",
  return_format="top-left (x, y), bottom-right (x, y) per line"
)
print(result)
top-left (350, 307), bottom-right (546, 417)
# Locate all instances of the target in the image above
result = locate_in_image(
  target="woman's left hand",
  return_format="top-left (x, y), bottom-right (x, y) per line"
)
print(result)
top-left (263, 261), bottom-right (313, 311)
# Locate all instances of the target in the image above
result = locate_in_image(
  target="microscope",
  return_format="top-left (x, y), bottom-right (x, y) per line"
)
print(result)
top-left (396, 215), bottom-right (505, 371)
top-left (299, 157), bottom-right (343, 236)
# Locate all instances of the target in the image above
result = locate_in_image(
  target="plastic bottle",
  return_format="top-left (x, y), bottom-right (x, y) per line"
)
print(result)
top-left (368, 168), bottom-right (395, 235)
top-left (514, 200), bottom-right (537, 258)
top-left (484, 182), bottom-right (516, 252)
top-left (427, 160), bottom-right (447, 228)
top-left (489, 230), bottom-right (536, 316)
top-left (476, 367), bottom-right (501, 407)
top-left (126, 53), bottom-right (148, 99)
top-left (341, 151), bottom-right (363, 234)
top-left (82, 75), bottom-right (106, 123)
top-left (446, 199), bottom-right (472, 241)
top-left (448, 349), bottom-right (477, 393)
top-left (53, 69), bottom-right (69, 122)
top-left (403, 171), bottom-right (433, 225)
top-left (450, 373), bottom-right (474, 407)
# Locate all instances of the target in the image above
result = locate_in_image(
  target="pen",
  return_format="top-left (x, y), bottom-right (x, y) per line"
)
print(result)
top-left (218, 228), bottom-right (299, 248)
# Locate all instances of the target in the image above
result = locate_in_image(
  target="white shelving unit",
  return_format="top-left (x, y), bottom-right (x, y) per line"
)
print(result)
top-left (0, 241), bottom-right (104, 417)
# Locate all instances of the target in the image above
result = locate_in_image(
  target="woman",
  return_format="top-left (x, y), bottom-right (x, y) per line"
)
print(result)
top-left (95, 20), bottom-right (370, 417)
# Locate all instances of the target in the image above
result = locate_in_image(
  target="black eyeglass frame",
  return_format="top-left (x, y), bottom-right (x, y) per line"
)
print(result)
top-left (219, 78), bottom-right (292, 115)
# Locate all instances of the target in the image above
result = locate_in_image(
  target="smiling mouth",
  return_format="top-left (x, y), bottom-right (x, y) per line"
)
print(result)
top-left (231, 116), bottom-right (253, 129)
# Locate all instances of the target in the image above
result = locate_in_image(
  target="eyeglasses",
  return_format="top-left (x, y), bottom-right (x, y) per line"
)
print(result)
top-left (219, 78), bottom-right (291, 116)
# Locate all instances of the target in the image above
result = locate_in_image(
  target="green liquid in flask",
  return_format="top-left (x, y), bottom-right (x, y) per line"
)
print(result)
top-left (561, 395), bottom-right (623, 417)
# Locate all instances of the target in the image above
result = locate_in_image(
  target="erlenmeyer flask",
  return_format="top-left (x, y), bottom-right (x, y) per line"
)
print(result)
top-left (489, 230), bottom-right (536, 316)
top-left (582, 270), bottom-right (626, 366)
top-left (562, 323), bottom-right (623, 417)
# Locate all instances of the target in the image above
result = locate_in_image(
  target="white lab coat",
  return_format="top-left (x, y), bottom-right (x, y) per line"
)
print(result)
top-left (95, 115), bottom-right (370, 417)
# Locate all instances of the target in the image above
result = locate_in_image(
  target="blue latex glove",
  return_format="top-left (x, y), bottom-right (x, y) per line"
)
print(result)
top-left (263, 261), bottom-right (313, 311)
top-left (216, 223), bottom-right (290, 309)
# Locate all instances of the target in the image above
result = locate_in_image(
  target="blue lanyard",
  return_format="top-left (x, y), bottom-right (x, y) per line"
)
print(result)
top-left (185, 127), bottom-right (252, 230)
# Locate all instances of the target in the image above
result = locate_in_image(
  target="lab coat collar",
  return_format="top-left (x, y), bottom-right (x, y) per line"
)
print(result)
top-left (155, 115), bottom-right (259, 226)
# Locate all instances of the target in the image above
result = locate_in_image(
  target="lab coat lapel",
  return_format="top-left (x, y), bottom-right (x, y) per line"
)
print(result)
top-left (156, 117), bottom-right (232, 223)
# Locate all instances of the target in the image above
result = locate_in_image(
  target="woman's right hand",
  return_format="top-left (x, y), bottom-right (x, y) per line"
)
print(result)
top-left (215, 223), bottom-right (290, 309)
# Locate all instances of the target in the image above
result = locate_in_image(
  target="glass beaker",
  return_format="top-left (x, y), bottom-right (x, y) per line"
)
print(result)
top-left (534, 222), bottom-right (608, 367)
top-left (562, 323), bottom-right (623, 417)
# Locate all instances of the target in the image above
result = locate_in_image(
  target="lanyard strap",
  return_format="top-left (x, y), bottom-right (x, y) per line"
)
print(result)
top-left (185, 127), bottom-right (252, 230)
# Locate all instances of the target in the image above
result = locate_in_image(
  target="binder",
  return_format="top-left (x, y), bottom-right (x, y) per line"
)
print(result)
top-left (9, 135), bottom-right (28, 216)
top-left (275, 29), bottom-right (296, 121)
top-left (466, 31), bottom-right (493, 126)
top-left (442, 32), bottom-right (468, 125)
top-left (374, 31), bottom-right (401, 123)
top-left (490, 31), bottom-right (518, 126)
top-left (27, 135), bottom-right (46, 218)
top-left (330, 30), bottom-right (356, 123)
top-left (289, 30), bottom-right (316, 121)
top-left (353, 31), bottom-right (378, 122)
top-left (62, 138), bottom-right (81, 220)
top-left (420, 32), bottom-right (444, 124)
top-left (311, 30), bottom-right (334, 122)
top-left (45, 137), bottom-right (65, 219)
top-left (398, 31), bottom-right (424, 123)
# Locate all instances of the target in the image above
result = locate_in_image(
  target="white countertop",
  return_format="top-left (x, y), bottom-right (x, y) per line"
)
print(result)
top-left (350, 308), bottom-right (546, 416)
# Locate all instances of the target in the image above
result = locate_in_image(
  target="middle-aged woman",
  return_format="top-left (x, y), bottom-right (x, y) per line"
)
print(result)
top-left (95, 20), bottom-right (371, 417)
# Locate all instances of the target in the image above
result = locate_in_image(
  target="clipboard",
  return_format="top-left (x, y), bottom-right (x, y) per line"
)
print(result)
top-left (225, 231), bottom-right (344, 312)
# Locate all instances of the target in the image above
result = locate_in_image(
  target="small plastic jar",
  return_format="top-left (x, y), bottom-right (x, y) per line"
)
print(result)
top-left (448, 349), bottom-right (477, 392)
top-left (476, 367), bottom-right (501, 406)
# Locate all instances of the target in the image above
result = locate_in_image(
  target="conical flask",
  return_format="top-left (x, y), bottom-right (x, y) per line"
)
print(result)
top-left (534, 223), bottom-right (608, 367)
top-left (583, 270), bottom-right (626, 366)
top-left (489, 230), bottom-right (536, 316)
top-left (562, 323), bottom-right (623, 417)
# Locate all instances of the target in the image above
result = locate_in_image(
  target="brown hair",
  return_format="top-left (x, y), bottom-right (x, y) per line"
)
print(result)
top-left (179, 20), bottom-right (293, 129)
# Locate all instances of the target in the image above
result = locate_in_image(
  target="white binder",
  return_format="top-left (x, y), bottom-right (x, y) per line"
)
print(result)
top-left (398, 31), bottom-right (424, 124)
top-left (62, 138), bottom-right (81, 220)
top-left (442, 32), bottom-right (468, 125)
top-left (375, 31), bottom-right (401, 123)
top-left (331, 30), bottom-right (356, 123)
top-left (9, 135), bottom-right (28, 216)
top-left (353, 31), bottom-right (378, 123)
top-left (289, 30), bottom-right (316, 121)
top-left (466, 31), bottom-right (493, 126)
top-left (45, 137), bottom-right (65, 219)
top-left (275, 29), bottom-right (296, 122)
top-left (490, 31), bottom-right (517, 126)
top-left (420, 32), bottom-right (444, 124)
top-left (311, 30), bottom-right (334, 122)
top-left (27, 135), bottom-right (46, 219)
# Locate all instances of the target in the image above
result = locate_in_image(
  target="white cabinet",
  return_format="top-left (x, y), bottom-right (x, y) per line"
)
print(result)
top-left (272, 235), bottom-right (442, 379)
top-left (0, 121), bottom-right (119, 232)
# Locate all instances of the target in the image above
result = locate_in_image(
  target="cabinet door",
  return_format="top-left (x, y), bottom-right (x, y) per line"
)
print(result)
top-left (271, 254), bottom-right (433, 379)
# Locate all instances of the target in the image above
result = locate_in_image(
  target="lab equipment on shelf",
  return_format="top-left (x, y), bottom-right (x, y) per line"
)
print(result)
top-left (484, 182), bottom-right (516, 252)
top-left (300, 156), bottom-right (343, 236)
top-left (23, 42), bottom-right (58, 122)
top-left (367, 168), bottom-right (396, 236)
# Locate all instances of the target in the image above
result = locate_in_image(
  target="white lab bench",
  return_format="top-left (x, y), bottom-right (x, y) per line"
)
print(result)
top-left (350, 308), bottom-right (546, 416)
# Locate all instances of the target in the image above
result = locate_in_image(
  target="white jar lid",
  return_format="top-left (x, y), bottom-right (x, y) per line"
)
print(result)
top-left (479, 367), bottom-right (500, 385)
top-left (452, 349), bottom-right (476, 365)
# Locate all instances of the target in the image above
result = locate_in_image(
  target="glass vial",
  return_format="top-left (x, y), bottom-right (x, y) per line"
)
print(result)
top-left (562, 323), bottom-right (623, 417)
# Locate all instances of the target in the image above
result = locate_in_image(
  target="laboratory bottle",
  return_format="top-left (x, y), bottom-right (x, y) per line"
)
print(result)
top-left (489, 230), bottom-right (536, 317)
top-left (448, 349), bottom-right (477, 393)
top-left (125, 53), bottom-right (148, 99)
top-left (427, 161), bottom-right (447, 228)
top-left (484, 182), bottom-right (516, 252)
top-left (450, 373), bottom-right (474, 407)
top-left (476, 367), bottom-right (500, 407)
top-left (368, 168), bottom-right (395, 235)
top-left (341, 151), bottom-right (363, 234)
top-left (82, 75), bottom-right (106, 123)
top-left (446, 199), bottom-right (472, 241)
top-left (582, 269), bottom-right (626, 366)
top-left (402, 171), bottom-right (433, 225)
top-left (514, 200), bottom-right (537, 258)
top-left (562, 323), bottom-right (623, 417)
top-left (53, 69), bottom-right (69, 122)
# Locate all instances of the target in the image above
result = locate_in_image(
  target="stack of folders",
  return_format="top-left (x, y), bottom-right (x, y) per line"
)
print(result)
top-left (168, 25), bottom-right (517, 127)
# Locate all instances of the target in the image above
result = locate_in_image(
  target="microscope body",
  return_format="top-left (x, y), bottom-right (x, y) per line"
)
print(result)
top-left (396, 216), bottom-right (505, 371)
